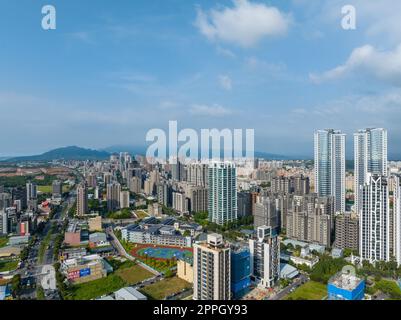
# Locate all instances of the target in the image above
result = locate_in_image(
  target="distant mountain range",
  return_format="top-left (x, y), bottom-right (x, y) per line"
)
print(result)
top-left (3, 146), bottom-right (110, 162)
top-left (103, 145), bottom-right (310, 160)
top-left (2, 145), bottom-right (399, 163)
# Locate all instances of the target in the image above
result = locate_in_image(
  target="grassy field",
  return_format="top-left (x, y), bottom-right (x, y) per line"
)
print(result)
top-left (67, 274), bottom-right (126, 300)
top-left (140, 277), bottom-right (191, 300)
top-left (285, 281), bottom-right (327, 300)
top-left (37, 185), bottom-right (69, 194)
top-left (116, 264), bottom-right (153, 285)
top-left (135, 210), bottom-right (149, 219)
top-left (375, 279), bottom-right (401, 299)
top-left (0, 237), bottom-right (8, 248)
top-left (0, 259), bottom-right (19, 272)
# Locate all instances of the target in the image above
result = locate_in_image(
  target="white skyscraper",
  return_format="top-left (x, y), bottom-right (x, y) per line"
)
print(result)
top-left (193, 234), bottom-right (231, 300)
top-left (360, 174), bottom-right (390, 263)
top-left (314, 129), bottom-right (346, 213)
top-left (249, 226), bottom-right (280, 288)
top-left (354, 128), bottom-right (388, 214)
top-left (208, 162), bottom-right (237, 225)
top-left (394, 175), bottom-right (401, 266)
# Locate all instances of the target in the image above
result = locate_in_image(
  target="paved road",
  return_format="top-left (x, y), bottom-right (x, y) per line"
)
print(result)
top-left (267, 274), bottom-right (309, 300)
top-left (105, 227), bottom-right (161, 276)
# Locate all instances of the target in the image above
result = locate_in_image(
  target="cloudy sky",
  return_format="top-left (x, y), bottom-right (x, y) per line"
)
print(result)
top-left (1, 0), bottom-right (401, 158)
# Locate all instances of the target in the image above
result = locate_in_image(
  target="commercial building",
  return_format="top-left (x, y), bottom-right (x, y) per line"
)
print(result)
top-left (249, 226), bottom-right (280, 288)
top-left (354, 128), bottom-right (387, 214)
top-left (61, 254), bottom-right (110, 284)
top-left (327, 271), bottom-right (365, 300)
top-left (314, 129), bottom-right (346, 213)
top-left (231, 246), bottom-right (251, 299)
top-left (360, 174), bottom-right (390, 263)
top-left (193, 234), bottom-right (231, 300)
top-left (208, 162), bottom-right (237, 225)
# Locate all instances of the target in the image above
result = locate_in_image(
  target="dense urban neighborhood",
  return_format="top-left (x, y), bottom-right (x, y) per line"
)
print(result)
top-left (1, 128), bottom-right (401, 301)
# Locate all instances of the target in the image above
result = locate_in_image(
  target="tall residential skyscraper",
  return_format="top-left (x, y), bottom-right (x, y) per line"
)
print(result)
top-left (120, 191), bottom-right (130, 209)
top-left (208, 162), bottom-right (237, 225)
top-left (393, 175), bottom-right (401, 266)
top-left (354, 128), bottom-right (388, 214)
top-left (76, 184), bottom-right (88, 216)
top-left (26, 182), bottom-right (37, 201)
top-left (360, 174), bottom-right (390, 263)
top-left (314, 129), bottom-right (346, 213)
top-left (107, 182), bottom-right (121, 212)
top-left (249, 226), bottom-right (280, 288)
top-left (52, 180), bottom-right (62, 198)
top-left (193, 234), bottom-right (231, 300)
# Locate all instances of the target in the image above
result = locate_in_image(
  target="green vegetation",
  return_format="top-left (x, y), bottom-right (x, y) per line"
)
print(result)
top-left (54, 262), bottom-right (68, 299)
top-left (140, 277), bottom-right (191, 300)
top-left (11, 274), bottom-right (21, 298)
top-left (66, 274), bottom-right (126, 300)
top-left (0, 237), bottom-right (8, 248)
top-left (135, 210), bottom-right (149, 219)
top-left (357, 259), bottom-right (401, 279)
top-left (0, 259), bottom-right (19, 272)
top-left (116, 264), bottom-right (153, 285)
top-left (36, 285), bottom-right (45, 300)
top-left (309, 256), bottom-right (348, 284)
top-left (374, 279), bottom-right (401, 299)
top-left (38, 223), bottom-right (56, 264)
top-left (0, 175), bottom-right (58, 188)
top-left (106, 208), bottom-right (133, 219)
top-left (38, 185), bottom-right (69, 194)
top-left (285, 281), bottom-right (327, 300)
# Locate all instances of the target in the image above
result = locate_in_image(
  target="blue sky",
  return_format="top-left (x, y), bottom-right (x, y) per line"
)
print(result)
top-left (1, 0), bottom-right (401, 158)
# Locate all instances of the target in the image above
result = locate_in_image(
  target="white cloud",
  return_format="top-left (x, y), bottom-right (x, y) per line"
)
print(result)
top-left (310, 44), bottom-right (401, 86)
top-left (218, 75), bottom-right (233, 90)
top-left (189, 104), bottom-right (232, 116)
top-left (216, 46), bottom-right (236, 59)
top-left (195, 0), bottom-right (291, 47)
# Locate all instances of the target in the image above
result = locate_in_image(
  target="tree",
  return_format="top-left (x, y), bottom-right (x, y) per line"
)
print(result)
top-left (11, 274), bottom-right (21, 298)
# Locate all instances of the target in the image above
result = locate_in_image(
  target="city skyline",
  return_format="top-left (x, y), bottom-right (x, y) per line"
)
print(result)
top-left (1, 1), bottom-right (401, 158)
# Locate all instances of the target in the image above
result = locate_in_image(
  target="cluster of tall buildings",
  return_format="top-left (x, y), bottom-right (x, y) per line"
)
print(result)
top-left (314, 128), bottom-right (401, 265)
top-left (193, 226), bottom-right (280, 300)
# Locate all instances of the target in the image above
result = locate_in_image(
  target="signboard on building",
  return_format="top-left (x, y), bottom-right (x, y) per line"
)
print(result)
top-left (67, 270), bottom-right (80, 280)
top-left (80, 268), bottom-right (91, 278)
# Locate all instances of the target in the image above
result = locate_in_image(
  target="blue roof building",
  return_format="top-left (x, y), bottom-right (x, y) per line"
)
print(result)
top-left (327, 272), bottom-right (365, 300)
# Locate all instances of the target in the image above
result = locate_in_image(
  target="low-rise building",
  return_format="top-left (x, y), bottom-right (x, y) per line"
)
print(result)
top-left (61, 254), bottom-right (110, 284)
top-left (327, 271), bottom-right (365, 300)
top-left (122, 224), bottom-right (192, 248)
top-left (88, 216), bottom-right (102, 232)
top-left (64, 221), bottom-right (82, 246)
